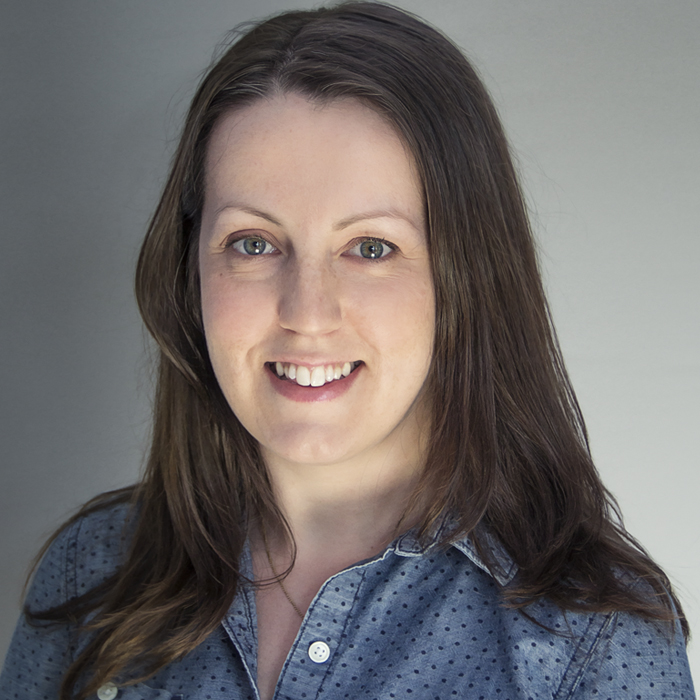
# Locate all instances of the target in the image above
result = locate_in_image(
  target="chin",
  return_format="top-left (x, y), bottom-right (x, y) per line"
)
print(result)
top-left (259, 424), bottom-right (361, 468)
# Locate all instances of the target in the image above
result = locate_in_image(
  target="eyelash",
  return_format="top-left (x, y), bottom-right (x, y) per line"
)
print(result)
top-left (225, 235), bottom-right (278, 256)
top-left (224, 234), bottom-right (397, 260)
top-left (345, 237), bottom-right (396, 261)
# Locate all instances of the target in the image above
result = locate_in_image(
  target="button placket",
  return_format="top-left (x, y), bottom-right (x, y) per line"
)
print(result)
top-left (276, 564), bottom-right (366, 697)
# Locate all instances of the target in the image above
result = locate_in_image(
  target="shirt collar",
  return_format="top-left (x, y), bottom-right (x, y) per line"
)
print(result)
top-left (393, 520), bottom-right (518, 587)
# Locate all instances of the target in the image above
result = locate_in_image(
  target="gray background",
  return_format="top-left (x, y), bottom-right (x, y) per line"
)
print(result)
top-left (1, 0), bottom-right (698, 683)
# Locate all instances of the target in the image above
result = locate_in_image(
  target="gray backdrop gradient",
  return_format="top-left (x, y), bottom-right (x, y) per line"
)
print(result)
top-left (1, 0), bottom-right (698, 683)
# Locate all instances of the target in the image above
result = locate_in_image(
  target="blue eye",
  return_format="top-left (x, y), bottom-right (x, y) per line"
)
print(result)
top-left (349, 238), bottom-right (393, 260)
top-left (231, 237), bottom-right (276, 255)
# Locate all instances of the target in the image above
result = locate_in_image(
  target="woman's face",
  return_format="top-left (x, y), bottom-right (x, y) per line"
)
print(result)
top-left (199, 94), bottom-right (435, 470)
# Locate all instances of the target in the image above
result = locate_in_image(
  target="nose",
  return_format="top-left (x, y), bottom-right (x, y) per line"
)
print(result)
top-left (277, 259), bottom-right (342, 336)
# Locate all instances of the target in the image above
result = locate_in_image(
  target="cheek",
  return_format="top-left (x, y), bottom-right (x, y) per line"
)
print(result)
top-left (345, 272), bottom-right (435, 362)
top-left (200, 273), bottom-right (276, 364)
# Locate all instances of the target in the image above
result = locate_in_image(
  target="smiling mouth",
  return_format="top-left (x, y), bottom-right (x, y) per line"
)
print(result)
top-left (268, 361), bottom-right (362, 387)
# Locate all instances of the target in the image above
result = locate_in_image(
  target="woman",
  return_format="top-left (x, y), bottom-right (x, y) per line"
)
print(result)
top-left (0, 3), bottom-right (694, 699)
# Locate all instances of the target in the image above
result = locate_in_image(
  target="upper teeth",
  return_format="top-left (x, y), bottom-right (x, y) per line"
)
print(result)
top-left (274, 361), bottom-right (355, 387)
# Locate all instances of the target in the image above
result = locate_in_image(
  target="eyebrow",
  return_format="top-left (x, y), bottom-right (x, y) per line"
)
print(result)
top-left (214, 205), bottom-right (422, 233)
top-left (214, 205), bottom-right (283, 227)
top-left (334, 209), bottom-right (422, 233)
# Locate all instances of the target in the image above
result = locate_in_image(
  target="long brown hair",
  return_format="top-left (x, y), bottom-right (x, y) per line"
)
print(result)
top-left (27, 3), bottom-right (687, 698)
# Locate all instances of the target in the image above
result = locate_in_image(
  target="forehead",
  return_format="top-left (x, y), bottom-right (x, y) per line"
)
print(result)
top-left (202, 94), bottom-right (424, 225)
top-left (206, 93), bottom-right (409, 165)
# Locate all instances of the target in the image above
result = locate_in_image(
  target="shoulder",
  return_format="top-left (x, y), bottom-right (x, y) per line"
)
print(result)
top-left (568, 609), bottom-right (695, 699)
top-left (563, 571), bottom-right (695, 698)
top-left (447, 536), bottom-right (695, 698)
top-left (479, 580), bottom-right (695, 699)
top-left (514, 598), bottom-right (694, 699)
top-left (0, 497), bottom-right (136, 699)
top-left (25, 497), bottom-right (135, 613)
top-left (505, 584), bottom-right (695, 699)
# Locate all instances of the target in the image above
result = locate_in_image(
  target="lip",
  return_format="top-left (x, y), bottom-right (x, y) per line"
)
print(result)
top-left (267, 361), bottom-right (362, 403)
top-left (269, 357), bottom-right (358, 366)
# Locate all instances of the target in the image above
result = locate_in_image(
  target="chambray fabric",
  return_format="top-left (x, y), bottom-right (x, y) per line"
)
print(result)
top-left (0, 503), bottom-right (695, 700)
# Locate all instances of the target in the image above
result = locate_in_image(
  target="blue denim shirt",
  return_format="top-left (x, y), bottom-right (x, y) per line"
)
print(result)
top-left (1, 503), bottom-right (695, 699)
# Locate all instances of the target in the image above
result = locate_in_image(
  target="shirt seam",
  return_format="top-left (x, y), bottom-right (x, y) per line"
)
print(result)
top-left (66, 516), bottom-right (85, 666)
top-left (221, 590), bottom-right (261, 700)
top-left (552, 610), bottom-right (616, 700)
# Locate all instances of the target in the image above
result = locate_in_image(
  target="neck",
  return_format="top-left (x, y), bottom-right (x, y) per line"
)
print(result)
top-left (275, 461), bottom-right (419, 554)
top-left (259, 419), bottom-right (428, 565)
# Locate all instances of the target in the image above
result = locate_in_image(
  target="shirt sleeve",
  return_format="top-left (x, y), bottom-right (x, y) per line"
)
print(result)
top-left (0, 518), bottom-right (82, 700)
top-left (570, 611), bottom-right (696, 699)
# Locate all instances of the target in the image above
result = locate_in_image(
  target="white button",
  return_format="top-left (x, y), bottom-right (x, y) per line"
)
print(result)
top-left (96, 682), bottom-right (118, 700)
top-left (308, 640), bottom-right (330, 663)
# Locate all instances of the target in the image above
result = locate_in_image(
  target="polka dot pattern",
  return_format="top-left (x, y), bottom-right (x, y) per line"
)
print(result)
top-left (0, 504), bottom-right (695, 699)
